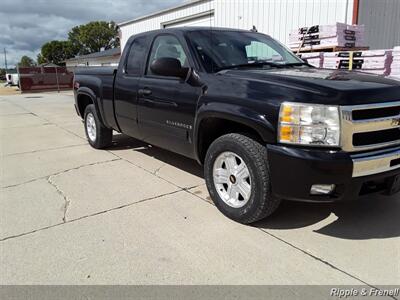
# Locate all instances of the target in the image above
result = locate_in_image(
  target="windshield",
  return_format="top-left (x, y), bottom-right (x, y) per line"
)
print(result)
top-left (186, 30), bottom-right (303, 72)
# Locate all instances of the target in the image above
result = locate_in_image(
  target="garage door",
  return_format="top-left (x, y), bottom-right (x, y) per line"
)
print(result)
top-left (163, 15), bottom-right (215, 28)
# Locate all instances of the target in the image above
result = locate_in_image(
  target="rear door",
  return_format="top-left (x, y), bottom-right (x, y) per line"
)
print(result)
top-left (137, 34), bottom-right (201, 158)
top-left (114, 35), bottom-right (149, 138)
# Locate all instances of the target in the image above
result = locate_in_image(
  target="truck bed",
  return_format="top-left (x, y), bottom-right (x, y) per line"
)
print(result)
top-left (74, 67), bottom-right (116, 76)
top-left (74, 67), bottom-right (117, 130)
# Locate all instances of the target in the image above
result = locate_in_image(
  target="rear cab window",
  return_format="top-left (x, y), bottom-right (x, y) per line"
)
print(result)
top-left (125, 36), bottom-right (148, 76)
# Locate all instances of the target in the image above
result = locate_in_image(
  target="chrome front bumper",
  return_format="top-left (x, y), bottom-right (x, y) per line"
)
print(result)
top-left (352, 147), bottom-right (400, 177)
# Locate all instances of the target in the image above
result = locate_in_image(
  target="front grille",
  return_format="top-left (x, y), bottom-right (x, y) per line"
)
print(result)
top-left (353, 128), bottom-right (400, 146)
top-left (391, 158), bottom-right (400, 167)
top-left (341, 101), bottom-right (400, 152)
top-left (352, 106), bottom-right (400, 120)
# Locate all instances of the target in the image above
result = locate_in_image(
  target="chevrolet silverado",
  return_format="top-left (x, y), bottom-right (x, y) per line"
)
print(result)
top-left (74, 28), bottom-right (400, 224)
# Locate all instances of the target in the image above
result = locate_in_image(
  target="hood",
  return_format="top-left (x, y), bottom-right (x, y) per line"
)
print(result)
top-left (219, 67), bottom-right (400, 105)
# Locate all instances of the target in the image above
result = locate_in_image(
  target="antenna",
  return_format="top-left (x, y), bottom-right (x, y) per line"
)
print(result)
top-left (250, 25), bottom-right (258, 32)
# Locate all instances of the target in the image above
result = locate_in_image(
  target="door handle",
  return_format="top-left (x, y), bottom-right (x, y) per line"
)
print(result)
top-left (142, 98), bottom-right (178, 107)
top-left (138, 88), bottom-right (152, 96)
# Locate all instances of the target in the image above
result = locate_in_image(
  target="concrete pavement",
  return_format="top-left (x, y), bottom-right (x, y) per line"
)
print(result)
top-left (0, 92), bottom-right (399, 286)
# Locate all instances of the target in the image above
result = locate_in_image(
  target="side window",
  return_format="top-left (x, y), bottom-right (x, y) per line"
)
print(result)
top-left (126, 36), bottom-right (147, 75)
top-left (147, 35), bottom-right (188, 75)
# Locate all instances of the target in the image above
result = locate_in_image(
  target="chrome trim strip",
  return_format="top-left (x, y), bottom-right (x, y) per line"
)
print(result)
top-left (351, 140), bottom-right (400, 152)
top-left (340, 101), bottom-right (400, 152)
top-left (352, 148), bottom-right (400, 177)
top-left (343, 101), bottom-right (400, 111)
top-left (352, 117), bottom-right (400, 133)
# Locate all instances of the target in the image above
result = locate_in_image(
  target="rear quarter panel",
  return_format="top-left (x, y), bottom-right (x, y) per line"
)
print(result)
top-left (74, 68), bottom-right (118, 129)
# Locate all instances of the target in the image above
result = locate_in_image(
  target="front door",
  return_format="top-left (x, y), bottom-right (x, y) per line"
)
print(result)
top-left (137, 34), bottom-right (201, 158)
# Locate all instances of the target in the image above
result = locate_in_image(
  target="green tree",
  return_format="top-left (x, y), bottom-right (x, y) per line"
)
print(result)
top-left (18, 56), bottom-right (36, 67)
top-left (38, 40), bottom-right (75, 65)
top-left (68, 21), bottom-right (119, 55)
top-left (37, 53), bottom-right (46, 65)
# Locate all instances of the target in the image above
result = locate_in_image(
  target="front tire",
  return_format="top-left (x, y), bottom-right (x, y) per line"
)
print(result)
top-left (84, 104), bottom-right (112, 149)
top-left (204, 133), bottom-right (280, 224)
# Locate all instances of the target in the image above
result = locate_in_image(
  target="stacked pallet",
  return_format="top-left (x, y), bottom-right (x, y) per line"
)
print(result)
top-left (322, 50), bottom-right (392, 76)
top-left (299, 52), bottom-right (323, 68)
top-left (322, 52), bottom-right (355, 70)
top-left (289, 22), bottom-right (365, 51)
top-left (358, 50), bottom-right (392, 76)
top-left (390, 46), bottom-right (400, 79)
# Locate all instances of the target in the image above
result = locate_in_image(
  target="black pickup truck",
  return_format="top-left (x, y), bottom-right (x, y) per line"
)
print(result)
top-left (74, 27), bottom-right (400, 224)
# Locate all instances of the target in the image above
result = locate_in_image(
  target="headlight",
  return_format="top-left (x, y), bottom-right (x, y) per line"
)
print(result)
top-left (278, 102), bottom-right (340, 146)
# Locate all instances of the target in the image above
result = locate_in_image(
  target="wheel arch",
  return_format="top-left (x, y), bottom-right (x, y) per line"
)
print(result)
top-left (76, 88), bottom-right (106, 125)
top-left (194, 104), bottom-right (275, 164)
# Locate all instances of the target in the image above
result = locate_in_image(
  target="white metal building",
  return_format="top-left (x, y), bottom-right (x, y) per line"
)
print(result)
top-left (65, 48), bottom-right (121, 67)
top-left (118, 0), bottom-right (400, 51)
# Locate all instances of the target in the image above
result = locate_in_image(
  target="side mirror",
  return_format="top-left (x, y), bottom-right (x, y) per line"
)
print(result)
top-left (150, 57), bottom-right (188, 78)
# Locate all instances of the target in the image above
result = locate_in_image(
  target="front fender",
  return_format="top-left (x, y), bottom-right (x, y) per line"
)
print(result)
top-left (193, 102), bottom-right (276, 160)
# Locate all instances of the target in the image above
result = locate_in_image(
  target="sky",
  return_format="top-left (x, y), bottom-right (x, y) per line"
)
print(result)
top-left (0, 0), bottom-right (185, 67)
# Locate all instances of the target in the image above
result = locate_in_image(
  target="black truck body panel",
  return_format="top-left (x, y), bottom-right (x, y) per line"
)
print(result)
top-left (74, 27), bottom-right (400, 202)
top-left (267, 144), bottom-right (400, 201)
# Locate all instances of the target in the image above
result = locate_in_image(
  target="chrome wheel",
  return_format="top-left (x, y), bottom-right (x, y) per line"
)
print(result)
top-left (86, 113), bottom-right (96, 142)
top-left (212, 151), bottom-right (252, 208)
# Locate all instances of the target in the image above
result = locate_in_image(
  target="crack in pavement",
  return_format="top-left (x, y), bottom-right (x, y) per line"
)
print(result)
top-left (171, 185), bottom-right (394, 295)
top-left (0, 112), bottom-right (37, 116)
top-left (4, 99), bottom-right (204, 194)
top-left (8, 99), bottom-right (202, 193)
top-left (4, 98), bottom-right (392, 291)
top-left (2, 158), bottom-right (121, 189)
top-left (159, 183), bottom-right (400, 293)
top-left (0, 189), bottom-right (182, 242)
top-left (0, 123), bottom-right (52, 130)
top-left (257, 228), bottom-right (397, 300)
top-left (106, 148), bottom-right (206, 192)
top-left (110, 151), bottom-right (203, 192)
top-left (153, 164), bottom-right (166, 176)
top-left (183, 187), bottom-right (213, 205)
top-left (33, 116), bottom-right (86, 141)
top-left (47, 176), bottom-right (70, 223)
top-left (109, 151), bottom-right (177, 184)
top-left (3, 143), bottom-right (88, 157)
top-left (3, 99), bottom-right (85, 142)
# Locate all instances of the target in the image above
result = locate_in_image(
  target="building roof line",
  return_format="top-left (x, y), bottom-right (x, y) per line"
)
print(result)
top-left (118, 0), bottom-right (212, 27)
top-left (66, 48), bottom-right (121, 62)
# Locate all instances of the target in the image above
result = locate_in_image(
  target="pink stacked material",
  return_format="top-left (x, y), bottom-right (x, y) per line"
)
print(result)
top-left (299, 52), bottom-right (323, 68)
top-left (390, 46), bottom-right (400, 80)
top-left (322, 50), bottom-right (392, 76)
top-left (289, 22), bottom-right (365, 50)
top-left (322, 52), bottom-right (359, 70)
top-left (357, 50), bottom-right (392, 76)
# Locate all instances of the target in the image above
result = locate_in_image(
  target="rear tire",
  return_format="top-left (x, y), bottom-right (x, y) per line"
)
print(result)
top-left (204, 133), bottom-right (280, 224)
top-left (84, 104), bottom-right (112, 149)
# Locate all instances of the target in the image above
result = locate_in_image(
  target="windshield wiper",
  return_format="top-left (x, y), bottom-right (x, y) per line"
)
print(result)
top-left (215, 61), bottom-right (282, 72)
top-left (283, 62), bottom-right (309, 67)
top-left (215, 61), bottom-right (307, 72)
